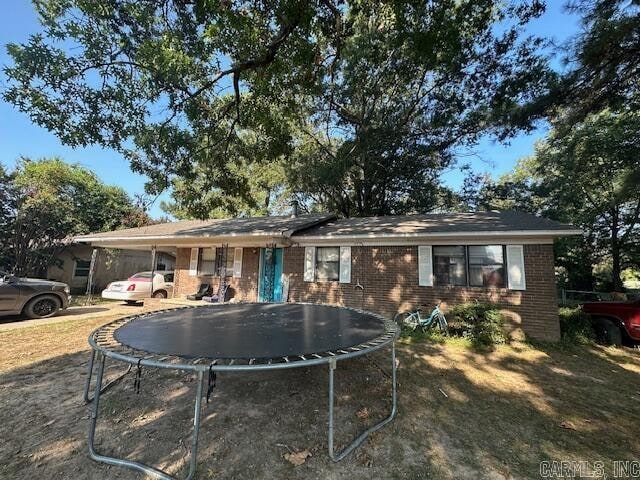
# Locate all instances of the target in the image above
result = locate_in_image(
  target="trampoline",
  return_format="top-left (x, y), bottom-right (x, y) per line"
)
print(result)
top-left (84, 303), bottom-right (399, 480)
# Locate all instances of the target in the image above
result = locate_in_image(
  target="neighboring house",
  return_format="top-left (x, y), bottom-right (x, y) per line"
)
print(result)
top-left (74, 211), bottom-right (581, 341)
top-left (47, 243), bottom-right (176, 294)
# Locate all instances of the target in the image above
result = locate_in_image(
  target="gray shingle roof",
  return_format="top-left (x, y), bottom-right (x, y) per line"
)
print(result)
top-left (76, 211), bottom-right (579, 245)
top-left (293, 211), bottom-right (579, 238)
top-left (76, 213), bottom-right (335, 241)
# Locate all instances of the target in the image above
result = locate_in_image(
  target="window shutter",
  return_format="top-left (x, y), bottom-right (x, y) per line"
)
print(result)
top-left (506, 245), bottom-right (526, 290)
top-left (303, 247), bottom-right (316, 282)
top-left (418, 246), bottom-right (433, 286)
top-left (189, 248), bottom-right (199, 276)
top-left (233, 248), bottom-right (243, 278)
top-left (339, 246), bottom-right (351, 283)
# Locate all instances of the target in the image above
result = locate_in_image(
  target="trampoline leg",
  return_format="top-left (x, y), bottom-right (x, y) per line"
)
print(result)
top-left (327, 342), bottom-right (397, 462)
top-left (83, 349), bottom-right (132, 404)
top-left (87, 356), bottom-right (205, 480)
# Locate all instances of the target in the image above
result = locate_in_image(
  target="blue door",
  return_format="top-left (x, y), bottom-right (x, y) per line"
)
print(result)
top-left (259, 248), bottom-right (283, 302)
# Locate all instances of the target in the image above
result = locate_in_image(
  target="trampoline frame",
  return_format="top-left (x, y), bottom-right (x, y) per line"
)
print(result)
top-left (84, 303), bottom-right (399, 480)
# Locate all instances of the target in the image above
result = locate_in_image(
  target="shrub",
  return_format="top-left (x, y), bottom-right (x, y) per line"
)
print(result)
top-left (558, 307), bottom-right (595, 344)
top-left (399, 326), bottom-right (447, 344)
top-left (448, 302), bottom-right (507, 350)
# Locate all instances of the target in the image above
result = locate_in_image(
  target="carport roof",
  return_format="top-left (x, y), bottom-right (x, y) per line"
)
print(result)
top-left (75, 213), bottom-right (335, 244)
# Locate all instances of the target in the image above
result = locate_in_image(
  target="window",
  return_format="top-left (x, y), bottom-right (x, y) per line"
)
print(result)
top-left (433, 246), bottom-right (467, 286)
top-left (164, 273), bottom-right (174, 283)
top-left (197, 248), bottom-right (235, 277)
top-left (216, 248), bottom-right (235, 277)
top-left (429, 245), bottom-right (508, 288)
top-left (468, 245), bottom-right (505, 287)
top-left (315, 247), bottom-right (340, 281)
top-left (198, 248), bottom-right (216, 276)
top-left (73, 259), bottom-right (91, 277)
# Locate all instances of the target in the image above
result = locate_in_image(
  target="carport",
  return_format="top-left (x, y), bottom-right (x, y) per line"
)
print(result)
top-left (73, 235), bottom-right (176, 300)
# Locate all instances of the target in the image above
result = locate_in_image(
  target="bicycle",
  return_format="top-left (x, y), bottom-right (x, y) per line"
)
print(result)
top-left (394, 302), bottom-right (449, 334)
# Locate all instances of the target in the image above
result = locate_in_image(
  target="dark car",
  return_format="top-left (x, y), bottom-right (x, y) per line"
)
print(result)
top-left (0, 271), bottom-right (70, 319)
top-left (582, 298), bottom-right (640, 345)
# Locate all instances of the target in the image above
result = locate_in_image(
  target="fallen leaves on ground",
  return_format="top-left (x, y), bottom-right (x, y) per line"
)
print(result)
top-left (356, 407), bottom-right (370, 419)
top-left (356, 450), bottom-right (373, 467)
top-left (284, 449), bottom-right (311, 466)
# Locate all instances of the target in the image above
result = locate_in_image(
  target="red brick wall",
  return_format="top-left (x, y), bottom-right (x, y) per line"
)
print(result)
top-left (283, 244), bottom-right (560, 342)
top-left (174, 248), bottom-right (260, 302)
top-left (174, 244), bottom-right (560, 341)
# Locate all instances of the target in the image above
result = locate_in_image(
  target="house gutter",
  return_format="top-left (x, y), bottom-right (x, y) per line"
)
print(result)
top-left (293, 229), bottom-right (582, 241)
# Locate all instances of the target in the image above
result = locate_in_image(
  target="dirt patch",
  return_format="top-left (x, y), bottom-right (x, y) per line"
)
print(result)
top-left (1, 310), bottom-right (639, 479)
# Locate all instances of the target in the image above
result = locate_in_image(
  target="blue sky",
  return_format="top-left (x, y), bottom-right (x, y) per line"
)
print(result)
top-left (0, 1), bottom-right (581, 218)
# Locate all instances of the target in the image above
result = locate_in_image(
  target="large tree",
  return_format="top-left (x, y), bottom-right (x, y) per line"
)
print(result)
top-left (286, 1), bottom-right (554, 216)
top-left (3, 0), bottom-right (553, 217)
top-left (477, 110), bottom-right (640, 291)
top-left (551, 0), bottom-right (640, 122)
top-left (0, 158), bottom-right (153, 275)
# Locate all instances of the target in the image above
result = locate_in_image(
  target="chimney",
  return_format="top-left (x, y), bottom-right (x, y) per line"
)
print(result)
top-left (290, 199), bottom-right (299, 218)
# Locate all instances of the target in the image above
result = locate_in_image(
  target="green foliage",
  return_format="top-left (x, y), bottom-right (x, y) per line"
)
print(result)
top-left (448, 302), bottom-right (507, 350)
top-left (3, 0), bottom-right (553, 218)
top-left (474, 110), bottom-right (640, 291)
top-left (0, 158), bottom-right (153, 275)
top-left (554, 0), bottom-right (640, 122)
top-left (399, 326), bottom-right (447, 345)
top-left (558, 307), bottom-right (595, 345)
top-left (532, 110), bottom-right (640, 291)
top-left (0, 165), bottom-right (16, 269)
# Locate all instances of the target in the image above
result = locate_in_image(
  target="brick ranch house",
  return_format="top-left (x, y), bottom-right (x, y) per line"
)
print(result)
top-left (75, 211), bottom-right (580, 341)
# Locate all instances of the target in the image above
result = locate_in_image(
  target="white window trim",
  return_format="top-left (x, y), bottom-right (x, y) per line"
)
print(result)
top-left (188, 248), bottom-right (199, 276)
top-left (339, 246), bottom-right (351, 284)
top-left (420, 244), bottom-right (525, 290)
top-left (506, 244), bottom-right (527, 290)
top-left (233, 248), bottom-right (243, 278)
top-left (303, 247), bottom-right (316, 282)
top-left (418, 246), bottom-right (433, 287)
top-left (72, 259), bottom-right (92, 278)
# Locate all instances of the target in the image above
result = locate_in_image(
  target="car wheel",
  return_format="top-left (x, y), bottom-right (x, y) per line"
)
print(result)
top-left (593, 317), bottom-right (623, 346)
top-left (24, 295), bottom-right (61, 319)
top-left (152, 290), bottom-right (167, 299)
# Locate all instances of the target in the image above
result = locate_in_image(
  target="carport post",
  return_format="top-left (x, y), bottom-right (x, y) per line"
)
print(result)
top-left (150, 246), bottom-right (157, 299)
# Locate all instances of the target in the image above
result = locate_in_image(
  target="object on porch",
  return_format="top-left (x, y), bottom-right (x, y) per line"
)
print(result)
top-left (202, 283), bottom-right (229, 303)
top-left (186, 283), bottom-right (212, 301)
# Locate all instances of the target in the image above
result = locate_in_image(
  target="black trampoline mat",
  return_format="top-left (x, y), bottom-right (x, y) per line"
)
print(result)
top-left (113, 303), bottom-right (386, 360)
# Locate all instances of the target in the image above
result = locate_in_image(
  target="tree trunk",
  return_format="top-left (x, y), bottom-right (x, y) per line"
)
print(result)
top-left (611, 207), bottom-right (624, 292)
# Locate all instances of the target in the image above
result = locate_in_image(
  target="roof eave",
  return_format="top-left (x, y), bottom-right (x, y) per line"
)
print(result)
top-left (292, 228), bottom-right (582, 242)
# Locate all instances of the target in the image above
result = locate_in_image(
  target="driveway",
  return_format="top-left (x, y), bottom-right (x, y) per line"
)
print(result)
top-left (0, 302), bottom-right (145, 331)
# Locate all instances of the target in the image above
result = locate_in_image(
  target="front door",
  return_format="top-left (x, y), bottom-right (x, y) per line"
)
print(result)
top-left (258, 248), bottom-right (283, 302)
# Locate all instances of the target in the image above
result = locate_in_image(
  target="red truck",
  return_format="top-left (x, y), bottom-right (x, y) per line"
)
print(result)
top-left (582, 298), bottom-right (640, 345)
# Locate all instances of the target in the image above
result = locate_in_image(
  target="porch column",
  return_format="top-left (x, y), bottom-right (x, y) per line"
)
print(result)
top-left (150, 246), bottom-right (157, 299)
